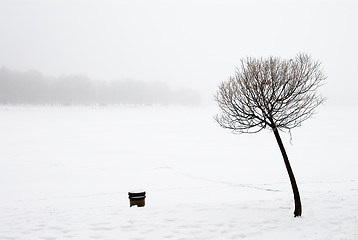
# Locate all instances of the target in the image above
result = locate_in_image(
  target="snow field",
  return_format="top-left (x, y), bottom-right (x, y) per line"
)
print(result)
top-left (1, 105), bottom-right (357, 239)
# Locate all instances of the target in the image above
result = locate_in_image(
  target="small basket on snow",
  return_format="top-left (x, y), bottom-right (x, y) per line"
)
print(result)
top-left (128, 190), bottom-right (146, 207)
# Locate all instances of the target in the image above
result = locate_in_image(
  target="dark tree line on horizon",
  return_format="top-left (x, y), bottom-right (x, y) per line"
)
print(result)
top-left (0, 67), bottom-right (201, 106)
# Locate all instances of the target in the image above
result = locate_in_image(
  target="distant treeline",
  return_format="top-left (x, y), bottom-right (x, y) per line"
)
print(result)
top-left (0, 67), bottom-right (200, 105)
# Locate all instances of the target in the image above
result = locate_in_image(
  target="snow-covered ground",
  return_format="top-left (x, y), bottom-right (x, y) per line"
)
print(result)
top-left (1, 105), bottom-right (357, 239)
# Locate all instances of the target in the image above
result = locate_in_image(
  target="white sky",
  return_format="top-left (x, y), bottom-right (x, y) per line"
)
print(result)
top-left (0, 0), bottom-right (357, 104)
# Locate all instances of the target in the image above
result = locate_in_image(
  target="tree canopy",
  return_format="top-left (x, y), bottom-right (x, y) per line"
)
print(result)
top-left (215, 53), bottom-right (326, 133)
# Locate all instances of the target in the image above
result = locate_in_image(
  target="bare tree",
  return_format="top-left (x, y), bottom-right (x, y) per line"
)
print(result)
top-left (215, 53), bottom-right (326, 217)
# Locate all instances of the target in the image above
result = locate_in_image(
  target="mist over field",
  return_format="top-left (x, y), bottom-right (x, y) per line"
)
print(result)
top-left (1, 0), bottom-right (357, 105)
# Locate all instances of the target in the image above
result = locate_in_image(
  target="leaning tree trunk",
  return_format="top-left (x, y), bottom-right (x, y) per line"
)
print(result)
top-left (272, 127), bottom-right (302, 217)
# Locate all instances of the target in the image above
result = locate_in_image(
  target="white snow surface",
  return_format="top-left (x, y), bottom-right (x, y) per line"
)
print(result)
top-left (1, 105), bottom-right (357, 239)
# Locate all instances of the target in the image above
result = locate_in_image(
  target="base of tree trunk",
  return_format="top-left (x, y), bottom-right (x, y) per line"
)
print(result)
top-left (294, 201), bottom-right (302, 217)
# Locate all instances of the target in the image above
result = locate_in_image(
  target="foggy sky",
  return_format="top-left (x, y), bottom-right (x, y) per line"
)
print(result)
top-left (0, 0), bottom-right (357, 105)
